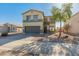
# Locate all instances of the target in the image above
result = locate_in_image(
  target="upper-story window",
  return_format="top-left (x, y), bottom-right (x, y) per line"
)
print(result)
top-left (26, 15), bottom-right (31, 21)
top-left (33, 15), bottom-right (38, 21)
top-left (26, 15), bottom-right (41, 22)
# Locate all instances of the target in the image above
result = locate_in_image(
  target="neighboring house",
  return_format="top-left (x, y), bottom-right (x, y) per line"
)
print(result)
top-left (4, 23), bottom-right (17, 32)
top-left (22, 9), bottom-right (54, 34)
top-left (65, 12), bottom-right (79, 35)
top-left (16, 26), bottom-right (23, 33)
top-left (44, 16), bottom-right (54, 33)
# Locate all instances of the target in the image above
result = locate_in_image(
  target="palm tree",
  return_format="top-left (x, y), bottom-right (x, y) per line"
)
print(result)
top-left (62, 3), bottom-right (72, 33)
top-left (57, 9), bottom-right (64, 38)
top-left (62, 3), bottom-right (72, 22)
top-left (51, 6), bottom-right (63, 38)
top-left (51, 6), bottom-right (60, 32)
top-left (58, 4), bottom-right (72, 38)
top-left (51, 4), bottom-right (72, 38)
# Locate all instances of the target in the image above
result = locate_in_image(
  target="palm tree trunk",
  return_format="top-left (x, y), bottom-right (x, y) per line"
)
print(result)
top-left (54, 20), bottom-right (56, 32)
top-left (58, 20), bottom-right (62, 39)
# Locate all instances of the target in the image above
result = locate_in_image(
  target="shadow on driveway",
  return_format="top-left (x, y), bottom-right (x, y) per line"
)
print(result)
top-left (0, 33), bottom-right (48, 46)
top-left (0, 33), bottom-right (31, 45)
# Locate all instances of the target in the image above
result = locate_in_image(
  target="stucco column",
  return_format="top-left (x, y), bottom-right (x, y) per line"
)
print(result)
top-left (40, 25), bottom-right (44, 33)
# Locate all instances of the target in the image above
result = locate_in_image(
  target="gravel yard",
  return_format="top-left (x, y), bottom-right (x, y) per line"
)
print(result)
top-left (1, 39), bottom-right (79, 56)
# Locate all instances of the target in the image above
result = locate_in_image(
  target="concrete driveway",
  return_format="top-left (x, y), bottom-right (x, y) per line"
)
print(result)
top-left (0, 33), bottom-right (31, 45)
top-left (0, 33), bottom-right (44, 46)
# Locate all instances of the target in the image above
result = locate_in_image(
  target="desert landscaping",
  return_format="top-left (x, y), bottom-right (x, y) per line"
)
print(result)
top-left (0, 32), bottom-right (79, 56)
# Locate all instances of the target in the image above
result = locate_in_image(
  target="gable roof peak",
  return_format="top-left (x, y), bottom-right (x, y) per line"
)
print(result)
top-left (22, 9), bottom-right (44, 15)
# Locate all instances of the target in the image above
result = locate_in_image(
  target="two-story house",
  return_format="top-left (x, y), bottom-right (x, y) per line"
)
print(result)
top-left (22, 9), bottom-right (44, 34)
top-left (22, 9), bottom-right (54, 34)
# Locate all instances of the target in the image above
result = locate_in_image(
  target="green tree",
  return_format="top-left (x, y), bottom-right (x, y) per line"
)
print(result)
top-left (51, 6), bottom-right (63, 38)
top-left (57, 9), bottom-right (64, 38)
top-left (51, 6), bottom-right (60, 32)
top-left (51, 3), bottom-right (72, 38)
top-left (58, 3), bottom-right (72, 38)
top-left (62, 3), bottom-right (72, 22)
top-left (62, 3), bottom-right (72, 33)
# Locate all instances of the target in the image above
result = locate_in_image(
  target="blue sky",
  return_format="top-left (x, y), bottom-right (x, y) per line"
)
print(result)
top-left (0, 3), bottom-right (79, 25)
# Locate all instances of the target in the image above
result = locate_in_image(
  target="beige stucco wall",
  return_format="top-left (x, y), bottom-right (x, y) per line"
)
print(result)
top-left (23, 10), bottom-right (44, 20)
top-left (23, 22), bottom-right (43, 30)
top-left (68, 13), bottom-right (79, 34)
top-left (17, 28), bottom-right (23, 32)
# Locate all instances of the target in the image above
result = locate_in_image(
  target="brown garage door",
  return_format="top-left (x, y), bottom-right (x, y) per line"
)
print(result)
top-left (25, 26), bottom-right (40, 33)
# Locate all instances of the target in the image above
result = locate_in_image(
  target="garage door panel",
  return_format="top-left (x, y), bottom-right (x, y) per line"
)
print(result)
top-left (25, 26), bottom-right (40, 33)
top-left (25, 26), bottom-right (30, 33)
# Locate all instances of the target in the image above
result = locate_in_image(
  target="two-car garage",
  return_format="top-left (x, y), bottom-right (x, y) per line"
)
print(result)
top-left (24, 26), bottom-right (40, 33)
